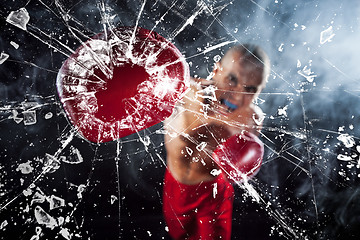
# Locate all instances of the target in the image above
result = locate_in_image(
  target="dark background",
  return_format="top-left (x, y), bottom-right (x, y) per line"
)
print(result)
top-left (1, 0), bottom-right (360, 239)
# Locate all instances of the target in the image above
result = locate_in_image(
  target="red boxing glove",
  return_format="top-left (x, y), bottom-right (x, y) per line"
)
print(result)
top-left (57, 26), bottom-right (189, 143)
top-left (212, 132), bottom-right (264, 183)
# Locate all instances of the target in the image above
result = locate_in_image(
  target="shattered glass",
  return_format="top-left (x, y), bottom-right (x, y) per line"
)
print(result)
top-left (1, 0), bottom-right (360, 239)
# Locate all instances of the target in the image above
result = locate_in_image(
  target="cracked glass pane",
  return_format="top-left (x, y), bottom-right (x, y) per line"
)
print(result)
top-left (1, 1), bottom-right (360, 239)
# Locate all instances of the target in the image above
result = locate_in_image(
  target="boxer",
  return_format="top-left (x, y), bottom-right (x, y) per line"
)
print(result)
top-left (163, 44), bottom-right (270, 239)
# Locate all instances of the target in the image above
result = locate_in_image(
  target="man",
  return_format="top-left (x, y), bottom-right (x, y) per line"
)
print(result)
top-left (162, 44), bottom-right (270, 240)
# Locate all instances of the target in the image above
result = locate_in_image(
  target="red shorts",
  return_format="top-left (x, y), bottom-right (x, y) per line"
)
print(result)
top-left (163, 170), bottom-right (234, 240)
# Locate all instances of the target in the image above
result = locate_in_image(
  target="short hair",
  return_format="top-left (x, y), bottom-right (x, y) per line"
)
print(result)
top-left (223, 44), bottom-right (270, 85)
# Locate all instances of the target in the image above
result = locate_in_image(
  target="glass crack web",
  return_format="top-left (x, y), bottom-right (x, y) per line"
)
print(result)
top-left (0, 0), bottom-right (360, 239)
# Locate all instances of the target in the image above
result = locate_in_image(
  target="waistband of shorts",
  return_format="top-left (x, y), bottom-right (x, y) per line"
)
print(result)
top-left (165, 168), bottom-right (225, 189)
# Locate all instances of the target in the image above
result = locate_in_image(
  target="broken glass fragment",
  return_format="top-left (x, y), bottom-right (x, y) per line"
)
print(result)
top-left (34, 206), bottom-right (58, 229)
top-left (23, 110), bottom-right (37, 126)
top-left (6, 8), bottom-right (30, 31)
top-left (48, 195), bottom-right (65, 210)
top-left (0, 53), bottom-right (9, 64)
top-left (320, 26), bottom-right (335, 44)
top-left (16, 161), bottom-right (34, 174)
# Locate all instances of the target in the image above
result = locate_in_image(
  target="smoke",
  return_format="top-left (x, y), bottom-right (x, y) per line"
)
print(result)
top-left (211, 0), bottom-right (360, 238)
top-left (229, 1), bottom-right (360, 94)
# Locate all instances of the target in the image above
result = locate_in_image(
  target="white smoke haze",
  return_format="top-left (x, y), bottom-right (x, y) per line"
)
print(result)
top-left (1, 0), bottom-right (360, 239)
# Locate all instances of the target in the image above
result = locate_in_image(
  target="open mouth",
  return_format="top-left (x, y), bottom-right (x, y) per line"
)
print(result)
top-left (219, 98), bottom-right (238, 113)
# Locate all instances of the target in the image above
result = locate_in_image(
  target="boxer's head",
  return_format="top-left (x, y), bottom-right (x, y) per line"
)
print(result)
top-left (211, 44), bottom-right (270, 115)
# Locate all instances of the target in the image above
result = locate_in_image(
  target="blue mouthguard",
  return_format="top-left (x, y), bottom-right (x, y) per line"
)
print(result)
top-left (223, 99), bottom-right (238, 110)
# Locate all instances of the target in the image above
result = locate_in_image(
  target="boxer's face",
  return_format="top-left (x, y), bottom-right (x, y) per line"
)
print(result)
top-left (211, 51), bottom-right (264, 116)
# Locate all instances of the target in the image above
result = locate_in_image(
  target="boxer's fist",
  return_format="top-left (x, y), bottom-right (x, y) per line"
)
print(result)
top-left (212, 131), bottom-right (264, 183)
top-left (57, 27), bottom-right (189, 143)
